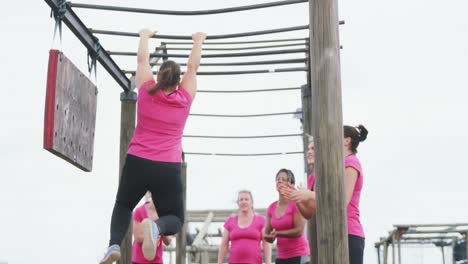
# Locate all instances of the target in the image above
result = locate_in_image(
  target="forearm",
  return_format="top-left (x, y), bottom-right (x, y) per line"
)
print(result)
top-left (217, 243), bottom-right (228, 264)
top-left (275, 228), bottom-right (303, 238)
top-left (296, 199), bottom-right (316, 220)
top-left (137, 36), bottom-right (151, 64)
top-left (263, 241), bottom-right (272, 264)
top-left (187, 41), bottom-right (203, 72)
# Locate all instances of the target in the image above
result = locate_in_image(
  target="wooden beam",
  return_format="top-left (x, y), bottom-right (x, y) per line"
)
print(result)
top-left (117, 91), bottom-right (137, 264)
top-left (308, 0), bottom-right (347, 263)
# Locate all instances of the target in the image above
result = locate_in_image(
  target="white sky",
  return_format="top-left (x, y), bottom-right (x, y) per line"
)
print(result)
top-left (1, 0), bottom-right (468, 263)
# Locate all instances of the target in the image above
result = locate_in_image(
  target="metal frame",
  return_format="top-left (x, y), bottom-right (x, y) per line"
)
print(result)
top-left (45, 0), bottom-right (130, 91)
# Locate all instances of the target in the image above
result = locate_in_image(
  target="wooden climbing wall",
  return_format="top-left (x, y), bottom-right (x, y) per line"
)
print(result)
top-left (43, 49), bottom-right (98, 172)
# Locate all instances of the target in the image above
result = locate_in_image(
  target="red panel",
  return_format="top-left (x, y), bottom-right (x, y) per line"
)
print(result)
top-left (43, 49), bottom-right (60, 149)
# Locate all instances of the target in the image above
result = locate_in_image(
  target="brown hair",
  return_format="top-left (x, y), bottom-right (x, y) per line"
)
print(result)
top-left (150, 60), bottom-right (181, 94)
top-left (343, 124), bottom-right (368, 154)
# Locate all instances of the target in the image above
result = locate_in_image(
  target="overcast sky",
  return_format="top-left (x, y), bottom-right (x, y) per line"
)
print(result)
top-left (1, 0), bottom-right (468, 263)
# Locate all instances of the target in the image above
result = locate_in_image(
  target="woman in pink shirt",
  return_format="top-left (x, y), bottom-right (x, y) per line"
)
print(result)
top-left (100, 29), bottom-right (207, 264)
top-left (281, 125), bottom-right (368, 264)
top-left (218, 190), bottom-right (271, 264)
top-left (132, 192), bottom-right (172, 264)
top-left (264, 169), bottom-right (310, 264)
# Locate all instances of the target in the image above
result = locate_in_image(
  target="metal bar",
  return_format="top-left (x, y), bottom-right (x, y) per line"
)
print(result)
top-left (123, 67), bottom-right (307, 75)
top-left (152, 58), bottom-right (307, 67)
top-left (183, 133), bottom-right (302, 139)
top-left (111, 48), bottom-right (308, 58)
top-left (166, 42), bottom-right (307, 51)
top-left (394, 224), bottom-right (468, 228)
top-left (90, 25), bottom-right (312, 40)
top-left (45, 0), bottom-right (130, 91)
top-left (189, 111), bottom-right (301, 118)
top-left (197, 87), bottom-right (301, 93)
top-left (184, 151), bottom-right (304, 156)
top-left (69, 0), bottom-right (308, 15)
top-left (164, 38), bottom-right (308, 45)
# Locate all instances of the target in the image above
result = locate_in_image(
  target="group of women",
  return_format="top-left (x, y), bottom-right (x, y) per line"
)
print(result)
top-left (98, 28), bottom-right (369, 264)
top-left (217, 125), bottom-right (368, 264)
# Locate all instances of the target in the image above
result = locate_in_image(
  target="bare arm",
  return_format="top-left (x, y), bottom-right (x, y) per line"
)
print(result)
top-left (180, 32), bottom-right (207, 99)
top-left (344, 167), bottom-right (359, 205)
top-left (217, 228), bottom-right (230, 264)
top-left (133, 219), bottom-right (144, 243)
top-left (263, 215), bottom-right (276, 243)
top-left (262, 239), bottom-right (272, 264)
top-left (135, 29), bottom-right (156, 88)
top-left (274, 212), bottom-right (305, 238)
top-left (279, 182), bottom-right (316, 220)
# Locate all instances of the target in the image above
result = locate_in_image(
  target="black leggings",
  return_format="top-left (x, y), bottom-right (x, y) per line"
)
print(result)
top-left (109, 154), bottom-right (184, 246)
top-left (349, 235), bottom-right (365, 264)
top-left (276, 256), bottom-right (310, 264)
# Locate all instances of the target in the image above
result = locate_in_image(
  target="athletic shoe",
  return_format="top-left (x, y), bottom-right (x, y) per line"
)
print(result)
top-left (141, 218), bottom-right (160, 260)
top-left (99, 244), bottom-right (121, 264)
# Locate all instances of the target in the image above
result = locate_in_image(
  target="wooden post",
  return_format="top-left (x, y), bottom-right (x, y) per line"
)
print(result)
top-left (118, 90), bottom-right (137, 264)
top-left (308, 0), bottom-right (347, 263)
top-left (391, 233), bottom-right (396, 264)
top-left (383, 241), bottom-right (388, 264)
top-left (376, 244), bottom-right (381, 264)
top-left (301, 84), bottom-right (318, 264)
top-left (176, 162), bottom-right (188, 264)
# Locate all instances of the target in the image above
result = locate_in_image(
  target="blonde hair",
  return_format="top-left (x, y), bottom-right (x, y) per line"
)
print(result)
top-left (237, 190), bottom-right (254, 209)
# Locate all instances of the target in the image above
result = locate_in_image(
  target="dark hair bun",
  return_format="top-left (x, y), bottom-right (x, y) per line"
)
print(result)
top-left (357, 124), bottom-right (368, 142)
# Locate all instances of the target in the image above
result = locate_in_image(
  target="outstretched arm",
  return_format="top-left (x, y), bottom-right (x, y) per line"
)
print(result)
top-left (136, 29), bottom-right (156, 88)
top-left (180, 32), bottom-right (207, 99)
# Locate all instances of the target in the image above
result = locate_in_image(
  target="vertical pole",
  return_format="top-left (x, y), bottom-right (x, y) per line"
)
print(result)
top-left (376, 244), bottom-right (381, 264)
top-left (392, 233), bottom-right (396, 264)
top-left (441, 246), bottom-right (446, 264)
top-left (465, 233), bottom-right (468, 264)
top-left (308, 0), bottom-right (347, 263)
top-left (176, 162), bottom-right (188, 264)
top-left (383, 241), bottom-right (388, 264)
top-left (117, 90), bottom-right (137, 264)
top-left (301, 83), bottom-right (318, 264)
top-left (451, 238), bottom-right (457, 264)
top-left (397, 235), bottom-right (401, 264)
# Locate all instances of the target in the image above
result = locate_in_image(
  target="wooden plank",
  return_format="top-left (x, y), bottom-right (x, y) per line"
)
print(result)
top-left (43, 50), bottom-right (97, 171)
top-left (192, 212), bottom-right (214, 247)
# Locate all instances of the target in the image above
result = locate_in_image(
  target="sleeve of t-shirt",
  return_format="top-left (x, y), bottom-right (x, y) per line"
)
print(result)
top-left (223, 216), bottom-right (233, 232)
top-left (133, 206), bottom-right (144, 223)
top-left (307, 173), bottom-right (316, 190)
top-left (345, 156), bottom-right (361, 177)
top-left (177, 86), bottom-right (193, 105)
top-left (289, 202), bottom-right (299, 215)
top-left (139, 79), bottom-right (155, 93)
top-left (256, 215), bottom-right (266, 231)
top-left (266, 203), bottom-right (274, 218)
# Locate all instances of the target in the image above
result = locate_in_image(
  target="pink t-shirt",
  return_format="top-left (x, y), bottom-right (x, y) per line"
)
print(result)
top-left (224, 215), bottom-right (265, 264)
top-left (307, 155), bottom-right (365, 238)
top-left (132, 203), bottom-right (164, 264)
top-left (267, 201), bottom-right (310, 259)
top-left (127, 80), bottom-right (193, 162)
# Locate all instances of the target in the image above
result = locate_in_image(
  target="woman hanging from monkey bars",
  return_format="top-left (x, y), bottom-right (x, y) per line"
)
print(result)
top-left (99, 28), bottom-right (207, 264)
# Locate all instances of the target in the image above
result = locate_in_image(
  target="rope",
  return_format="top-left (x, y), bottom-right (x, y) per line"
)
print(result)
top-left (184, 151), bottom-right (304, 157)
top-left (69, 0), bottom-right (308, 16)
top-left (189, 111), bottom-right (302, 118)
top-left (183, 133), bottom-right (302, 139)
top-left (50, 0), bottom-right (67, 48)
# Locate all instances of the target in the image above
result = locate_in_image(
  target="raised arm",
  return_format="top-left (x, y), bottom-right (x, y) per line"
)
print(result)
top-left (180, 32), bottom-right (207, 99)
top-left (135, 29), bottom-right (156, 88)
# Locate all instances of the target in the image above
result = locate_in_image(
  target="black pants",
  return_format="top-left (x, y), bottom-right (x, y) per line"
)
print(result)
top-left (276, 256), bottom-right (310, 264)
top-left (109, 154), bottom-right (184, 246)
top-left (349, 234), bottom-right (365, 264)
